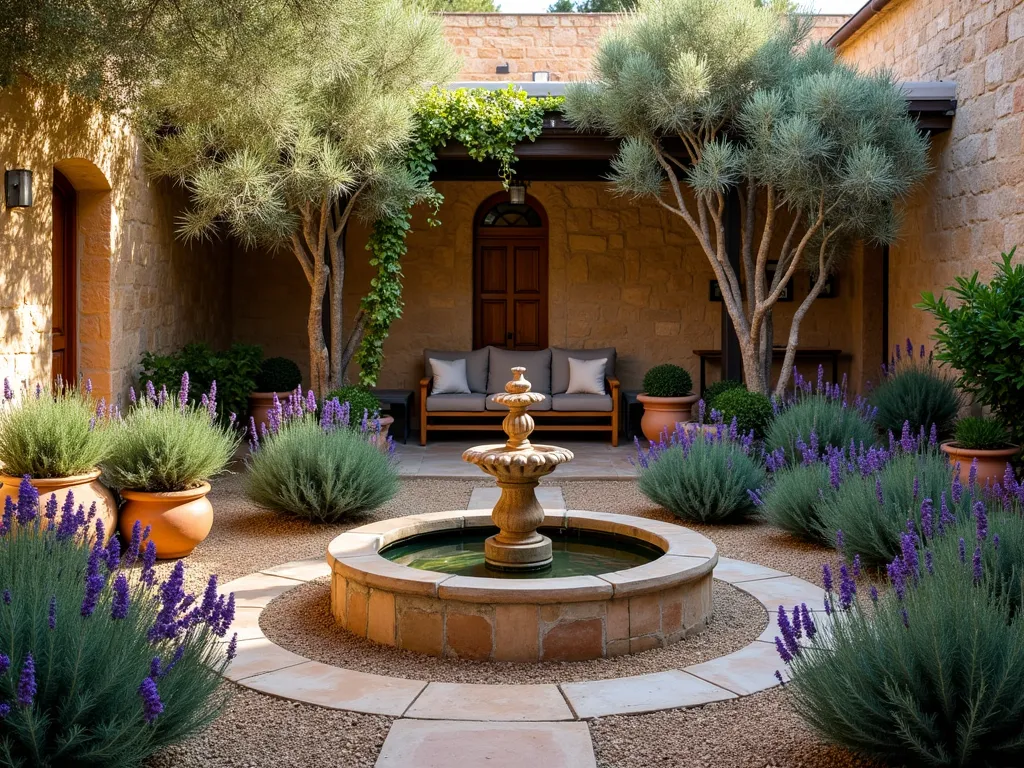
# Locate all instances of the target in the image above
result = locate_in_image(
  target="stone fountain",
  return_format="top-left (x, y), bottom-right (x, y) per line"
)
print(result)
top-left (462, 367), bottom-right (573, 571)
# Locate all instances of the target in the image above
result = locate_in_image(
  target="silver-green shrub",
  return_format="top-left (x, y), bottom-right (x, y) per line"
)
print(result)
top-left (760, 463), bottom-right (831, 544)
top-left (102, 375), bottom-right (237, 492)
top-left (869, 339), bottom-right (961, 439)
top-left (245, 397), bottom-right (398, 523)
top-left (635, 424), bottom-right (765, 523)
top-left (0, 379), bottom-right (113, 478)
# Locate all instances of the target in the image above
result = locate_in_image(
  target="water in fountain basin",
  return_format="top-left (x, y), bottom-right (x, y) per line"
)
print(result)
top-left (381, 526), bottom-right (662, 579)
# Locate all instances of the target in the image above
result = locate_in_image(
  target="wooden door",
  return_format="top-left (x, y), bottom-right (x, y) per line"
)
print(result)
top-left (473, 194), bottom-right (548, 350)
top-left (51, 170), bottom-right (77, 385)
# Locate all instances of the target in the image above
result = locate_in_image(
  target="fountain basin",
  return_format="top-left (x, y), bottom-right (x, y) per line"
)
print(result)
top-left (326, 510), bottom-right (717, 662)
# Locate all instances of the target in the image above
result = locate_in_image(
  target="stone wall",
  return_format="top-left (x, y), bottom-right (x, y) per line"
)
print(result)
top-left (836, 0), bottom-right (1024, 349)
top-left (443, 13), bottom-right (850, 82)
top-left (236, 181), bottom-right (869, 393)
top-left (0, 81), bottom-right (231, 401)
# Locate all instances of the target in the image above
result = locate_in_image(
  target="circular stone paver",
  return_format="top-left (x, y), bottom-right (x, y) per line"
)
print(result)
top-left (219, 550), bottom-right (826, 721)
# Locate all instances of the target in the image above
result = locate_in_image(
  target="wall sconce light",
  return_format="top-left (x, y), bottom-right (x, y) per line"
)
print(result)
top-left (508, 180), bottom-right (529, 205)
top-left (495, 62), bottom-right (510, 75)
top-left (532, 71), bottom-right (549, 83)
top-left (4, 169), bottom-right (33, 208)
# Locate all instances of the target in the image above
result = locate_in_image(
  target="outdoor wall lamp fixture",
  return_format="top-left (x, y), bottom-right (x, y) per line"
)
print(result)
top-left (508, 180), bottom-right (529, 205)
top-left (532, 71), bottom-right (549, 83)
top-left (4, 169), bottom-right (33, 208)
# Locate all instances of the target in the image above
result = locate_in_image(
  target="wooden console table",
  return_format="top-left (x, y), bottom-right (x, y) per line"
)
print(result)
top-left (692, 347), bottom-right (842, 393)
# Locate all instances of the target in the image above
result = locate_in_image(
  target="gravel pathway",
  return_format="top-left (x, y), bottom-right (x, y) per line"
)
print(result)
top-left (145, 473), bottom-right (866, 768)
top-left (259, 577), bottom-right (765, 684)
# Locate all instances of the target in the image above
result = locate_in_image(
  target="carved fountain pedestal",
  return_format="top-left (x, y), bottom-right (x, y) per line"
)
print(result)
top-left (461, 367), bottom-right (573, 571)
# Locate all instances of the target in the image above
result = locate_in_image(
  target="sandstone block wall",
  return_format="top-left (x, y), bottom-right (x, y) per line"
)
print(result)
top-left (837, 0), bottom-right (1024, 349)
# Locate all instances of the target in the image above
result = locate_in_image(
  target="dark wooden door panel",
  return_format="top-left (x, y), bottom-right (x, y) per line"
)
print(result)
top-left (479, 246), bottom-right (507, 293)
top-left (513, 300), bottom-right (541, 348)
top-left (513, 246), bottom-right (540, 293)
top-left (52, 170), bottom-right (76, 385)
top-left (479, 299), bottom-right (508, 348)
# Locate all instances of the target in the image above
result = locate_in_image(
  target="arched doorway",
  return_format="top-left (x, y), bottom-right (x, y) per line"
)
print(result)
top-left (473, 192), bottom-right (549, 351)
top-left (51, 169), bottom-right (77, 385)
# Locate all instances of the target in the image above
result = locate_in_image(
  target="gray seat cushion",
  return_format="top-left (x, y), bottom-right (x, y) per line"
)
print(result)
top-left (551, 393), bottom-right (614, 412)
top-left (551, 347), bottom-right (616, 394)
top-left (426, 394), bottom-right (486, 412)
top-left (487, 347), bottom-right (552, 394)
top-left (424, 348), bottom-right (489, 393)
top-left (486, 393), bottom-right (552, 411)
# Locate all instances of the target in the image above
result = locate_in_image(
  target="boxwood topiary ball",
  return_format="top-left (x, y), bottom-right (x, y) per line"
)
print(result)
top-left (327, 385), bottom-right (382, 420)
top-left (702, 378), bottom-right (744, 404)
top-left (643, 364), bottom-right (693, 398)
top-left (711, 388), bottom-right (773, 438)
top-left (255, 357), bottom-right (302, 393)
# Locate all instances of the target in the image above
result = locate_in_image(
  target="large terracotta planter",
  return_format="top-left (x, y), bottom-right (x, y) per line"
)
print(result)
top-left (0, 469), bottom-right (115, 542)
top-left (637, 393), bottom-right (700, 443)
top-left (119, 482), bottom-right (213, 559)
top-left (941, 442), bottom-right (1019, 489)
top-left (248, 391), bottom-right (295, 432)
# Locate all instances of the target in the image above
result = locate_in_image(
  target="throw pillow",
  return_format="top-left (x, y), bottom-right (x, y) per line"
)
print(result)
top-left (429, 357), bottom-right (471, 395)
top-left (566, 357), bottom-right (607, 395)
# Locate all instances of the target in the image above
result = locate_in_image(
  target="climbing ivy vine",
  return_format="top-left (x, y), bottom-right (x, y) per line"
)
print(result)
top-left (356, 86), bottom-right (563, 385)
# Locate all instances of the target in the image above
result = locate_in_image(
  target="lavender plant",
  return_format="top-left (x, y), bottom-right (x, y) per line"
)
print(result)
top-left (0, 378), bottom-right (114, 478)
top-left (245, 392), bottom-right (399, 522)
top-left (0, 476), bottom-right (236, 766)
top-left (102, 374), bottom-right (239, 493)
top-left (635, 414), bottom-right (766, 523)
top-left (759, 461), bottom-right (832, 544)
top-left (765, 367), bottom-right (877, 464)
top-left (776, 496), bottom-right (1024, 766)
top-left (869, 339), bottom-right (961, 438)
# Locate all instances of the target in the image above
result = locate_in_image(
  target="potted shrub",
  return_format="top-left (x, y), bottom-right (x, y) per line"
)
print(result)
top-left (249, 356), bottom-right (303, 430)
top-left (103, 375), bottom-right (238, 559)
top-left (0, 379), bottom-right (116, 540)
top-left (637, 364), bottom-right (698, 442)
top-left (941, 416), bottom-right (1018, 489)
top-left (327, 384), bottom-right (393, 446)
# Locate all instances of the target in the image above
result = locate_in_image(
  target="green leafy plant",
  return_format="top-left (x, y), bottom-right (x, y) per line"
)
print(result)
top-left (0, 477), bottom-right (234, 767)
top-left (139, 343), bottom-right (261, 425)
top-left (710, 388), bottom-right (773, 438)
top-left (781, 505), bottom-right (1024, 767)
top-left (357, 86), bottom-right (563, 385)
top-left (326, 385), bottom-right (381, 421)
top-left (102, 376), bottom-right (238, 493)
top-left (760, 463), bottom-right (831, 544)
top-left (918, 249), bottom-right (1024, 444)
top-left (702, 379), bottom-right (745, 404)
top-left (635, 428), bottom-right (765, 523)
top-left (254, 357), bottom-right (302, 393)
top-left (642, 364), bottom-right (694, 398)
top-left (0, 379), bottom-right (113, 478)
top-left (953, 416), bottom-right (1013, 450)
top-left (869, 339), bottom-right (961, 438)
top-left (246, 404), bottom-right (398, 523)
top-left (766, 396), bottom-right (877, 464)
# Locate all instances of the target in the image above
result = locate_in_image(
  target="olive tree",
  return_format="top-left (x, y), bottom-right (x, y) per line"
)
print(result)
top-left (143, 0), bottom-right (457, 395)
top-left (563, 0), bottom-right (928, 397)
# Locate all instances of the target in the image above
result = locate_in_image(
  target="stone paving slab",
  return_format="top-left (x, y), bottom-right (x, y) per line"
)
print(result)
top-left (224, 637), bottom-right (308, 682)
top-left (241, 661), bottom-right (427, 716)
top-left (405, 682), bottom-right (574, 721)
top-left (560, 670), bottom-right (735, 719)
top-left (217, 606), bottom-right (264, 643)
top-left (375, 719), bottom-right (596, 768)
top-left (220, 573), bottom-right (307, 608)
top-left (712, 557), bottom-right (789, 584)
top-left (468, 485), bottom-right (566, 511)
top-left (733, 575), bottom-right (825, 611)
top-left (685, 640), bottom-right (790, 695)
top-left (261, 558), bottom-right (332, 582)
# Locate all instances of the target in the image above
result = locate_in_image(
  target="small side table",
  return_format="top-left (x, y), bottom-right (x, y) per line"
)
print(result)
top-left (371, 389), bottom-right (414, 444)
top-left (621, 390), bottom-right (643, 442)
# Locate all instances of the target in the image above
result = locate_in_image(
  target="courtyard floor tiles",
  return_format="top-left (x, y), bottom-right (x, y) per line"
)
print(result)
top-left (375, 720), bottom-right (596, 768)
top-left (560, 670), bottom-right (736, 719)
top-left (405, 682), bottom-right (574, 721)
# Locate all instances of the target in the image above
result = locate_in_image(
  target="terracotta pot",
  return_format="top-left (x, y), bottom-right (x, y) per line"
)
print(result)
top-left (637, 393), bottom-right (700, 443)
top-left (248, 391), bottom-right (295, 432)
top-left (373, 415), bottom-right (394, 449)
top-left (940, 442), bottom-right (1020, 489)
top-left (0, 469), bottom-right (115, 542)
top-left (119, 482), bottom-right (213, 559)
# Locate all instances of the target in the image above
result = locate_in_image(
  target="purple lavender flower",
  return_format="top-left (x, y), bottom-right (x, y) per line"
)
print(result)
top-left (901, 607), bottom-right (910, 628)
top-left (141, 541), bottom-right (157, 586)
top-left (838, 564), bottom-right (856, 610)
top-left (994, 534), bottom-right (1000, 550)
top-left (112, 573), bottom-right (130, 620)
top-left (901, 422), bottom-right (915, 454)
top-left (81, 550), bottom-right (104, 618)
top-left (869, 585), bottom-right (879, 603)
top-left (139, 677), bottom-right (164, 723)
top-left (44, 493), bottom-right (57, 521)
top-left (875, 476), bottom-right (885, 506)
top-left (925, 550), bottom-right (934, 575)
top-left (0, 654), bottom-right (8, 675)
top-left (912, 475), bottom-right (920, 501)
top-left (792, 605), bottom-right (803, 639)
top-left (920, 498), bottom-right (934, 539)
top-left (777, 606), bottom-right (800, 655)
top-left (150, 657), bottom-right (162, 679)
top-left (34, 383), bottom-right (41, 399)
top-left (888, 560), bottom-right (907, 601)
top-left (227, 633), bottom-right (238, 661)
top-left (774, 669), bottom-right (784, 685)
top-left (2, 590), bottom-right (9, 605)
top-left (929, 423), bottom-right (937, 448)
top-left (973, 546), bottom-right (983, 584)
top-left (835, 529), bottom-right (844, 552)
top-left (129, 386), bottom-right (137, 406)
top-left (149, 561), bottom-right (187, 642)
top-left (46, 595), bottom-right (57, 630)
top-left (939, 492), bottom-right (954, 533)
top-left (968, 458), bottom-right (978, 491)
top-left (800, 604), bottom-right (816, 639)
top-left (16, 476), bottom-right (39, 525)
top-left (161, 645), bottom-right (185, 678)
top-left (105, 535), bottom-right (121, 571)
top-left (158, 385), bottom-right (168, 407)
top-left (145, 380), bottom-right (156, 403)
top-left (900, 533), bottom-right (920, 579)
top-left (96, 397), bottom-right (106, 421)
top-left (124, 520), bottom-right (142, 564)
top-left (2, 378), bottom-right (12, 401)
top-left (828, 451), bottom-right (842, 490)
top-left (16, 654), bottom-right (35, 707)
top-left (774, 636), bottom-right (793, 664)
top-left (852, 554), bottom-right (861, 579)
top-left (1, 497), bottom-right (12, 536)
top-left (974, 500), bottom-right (988, 541)
top-left (822, 563), bottom-right (833, 592)
top-left (952, 472), bottom-right (963, 503)
top-left (958, 537), bottom-right (966, 563)
top-left (179, 372), bottom-right (190, 409)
